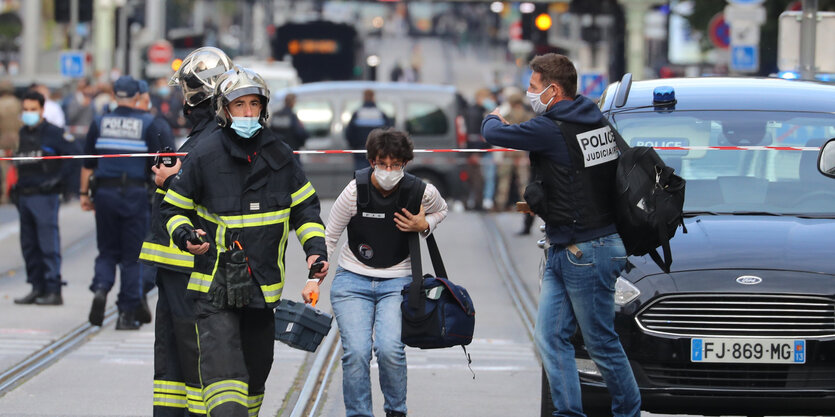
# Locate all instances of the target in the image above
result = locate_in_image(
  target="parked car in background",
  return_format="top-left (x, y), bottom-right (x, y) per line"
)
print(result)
top-left (270, 81), bottom-right (468, 198)
top-left (540, 75), bottom-right (835, 416)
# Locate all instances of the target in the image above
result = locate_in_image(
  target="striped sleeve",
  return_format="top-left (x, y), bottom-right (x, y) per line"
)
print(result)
top-left (324, 180), bottom-right (357, 260)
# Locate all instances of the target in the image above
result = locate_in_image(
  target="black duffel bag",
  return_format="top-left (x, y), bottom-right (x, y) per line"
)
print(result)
top-left (401, 232), bottom-right (475, 349)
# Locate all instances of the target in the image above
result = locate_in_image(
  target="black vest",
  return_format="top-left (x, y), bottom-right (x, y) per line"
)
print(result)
top-left (347, 168), bottom-right (426, 268)
top-left (531, 119), bottom-right (619, 229)
top-left (16, 124), bottom-right (62, 183)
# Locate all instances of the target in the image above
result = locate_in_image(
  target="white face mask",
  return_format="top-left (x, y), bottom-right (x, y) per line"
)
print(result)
top-left (526, 84), bottom-right (554, 115)
top-left (374, 168), bottom-right (404, 191)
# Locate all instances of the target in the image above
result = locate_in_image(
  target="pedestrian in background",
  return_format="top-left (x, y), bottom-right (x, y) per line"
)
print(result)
top-left (320, 128), bottom-right (448, 417)
top-left (0, 79), bottom-right (21, 204)
top-left (61, 78), bottom-right (96, 202)
top-left (12, 91), bottom-right (76, 306)
top-left (160, 66), bottom-right (328, 416)
top-left (345, 89), bottom-right (392, 172)
top-left (481, 53), bottom-right (641, 417)
top-left (80, 75), bottom-right (170, 330)
top-left (494, 91), bottom-right (535, 234)
top-left (139, 46), bottom-right (233, 417)
top-left (271, 93), bottom-right (309, 164)
top-left (29, 83), bottom-right (66, 128)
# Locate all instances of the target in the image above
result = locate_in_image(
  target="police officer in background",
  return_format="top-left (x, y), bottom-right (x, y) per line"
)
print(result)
top-left (161, 66), bottom-right (328, 417)
top-left (12, 91), bottom-right (76, 306)
top-left (345, 89), bottom-right (392, 171)
top-left (139, 47), bottom-right (233, 417)
top-left (271, 93), bottom-right (308, 164)
top-left (481, 53), bottom-right (640, 417)
top-left (80, 75), bottom-right (171, 330)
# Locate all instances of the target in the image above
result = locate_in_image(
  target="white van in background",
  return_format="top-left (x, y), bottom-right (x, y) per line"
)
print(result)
top-left (232, 57), bottom-right (301, 94)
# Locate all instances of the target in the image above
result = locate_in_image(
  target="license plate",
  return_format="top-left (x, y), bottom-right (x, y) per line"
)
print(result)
top-left (690, 338), bottom-right (805, 364)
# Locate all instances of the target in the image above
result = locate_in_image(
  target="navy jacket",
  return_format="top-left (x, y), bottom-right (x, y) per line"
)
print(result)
top-left (83, 106), bottom-right (166, 180)
top-left (16, 121), bottom-right (77, 189)
top-left (345, 102), bottom-right (392, 149)
top-left (481, 95), bottom-right (617, 245)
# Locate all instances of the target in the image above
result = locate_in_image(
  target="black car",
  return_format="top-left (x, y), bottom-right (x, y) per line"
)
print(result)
top-left (569, 76), bottom-right (835, 416)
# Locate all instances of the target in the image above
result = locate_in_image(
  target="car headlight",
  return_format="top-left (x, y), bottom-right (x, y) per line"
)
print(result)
top-left (614, 276), bottom-right (640, 306)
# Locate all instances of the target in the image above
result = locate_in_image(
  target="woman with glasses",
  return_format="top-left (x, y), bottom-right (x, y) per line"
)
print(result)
top-left (308, 128), bottom-right (448, 417)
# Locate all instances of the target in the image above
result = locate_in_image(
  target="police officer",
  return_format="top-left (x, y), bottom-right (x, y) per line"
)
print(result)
top-left (139, 47), bottom-right (233, 417)
top-left (160, 66), bottom-right (328, 417)
top-left (80, 75), bottom-right (171, 330)
top-left (271, 93), bottom-right (308, 164)
top-left (481, 53), bottom-right (640, 417)
top-left (345, 89), bottom-right (392, 171)
top-left (12, 91), bottom-right (76, 306)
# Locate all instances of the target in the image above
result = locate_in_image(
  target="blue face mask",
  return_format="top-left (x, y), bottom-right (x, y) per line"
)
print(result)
top-left (482, 99), bottom-right (496, 110)
top-left (157, 87), bottom-right (170, 98)
top-left (230, 116), bottom-right (262, 139)
top-left (21, 111), bottom-right (40, 127)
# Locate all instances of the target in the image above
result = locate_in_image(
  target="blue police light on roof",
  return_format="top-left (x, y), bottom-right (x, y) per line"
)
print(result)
top-left (778, 71), bottom-right (800, 80)
top-left (653, 86), bottom-right (675, 105)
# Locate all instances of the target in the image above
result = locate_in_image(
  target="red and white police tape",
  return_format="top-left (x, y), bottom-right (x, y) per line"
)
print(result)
top-left (0, 146), bottom-right (822, 162)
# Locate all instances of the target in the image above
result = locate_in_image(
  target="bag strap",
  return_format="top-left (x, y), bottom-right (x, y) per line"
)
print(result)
top-left (407, 232), bottom-right (449, 312)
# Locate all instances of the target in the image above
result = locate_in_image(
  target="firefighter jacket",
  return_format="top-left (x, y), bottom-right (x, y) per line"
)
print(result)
top-left (160, 126), bottom-right (327, 307)
top-left (139, 104), bottom-right (216, 273)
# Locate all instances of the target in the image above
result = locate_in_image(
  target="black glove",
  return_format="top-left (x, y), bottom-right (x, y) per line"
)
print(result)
top-left (172, 225), bottom-right (205, 251)
top-left (207, 252), bottom-right (228, 309)
top-left (225, 244), bottom-right (253, 308)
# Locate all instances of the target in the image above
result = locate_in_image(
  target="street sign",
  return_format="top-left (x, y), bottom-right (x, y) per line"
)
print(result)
top-left (580, 73), bottom-right (607, 98)
top-left (59, 51), bottom-right (85, 78)
top-left (708, 13), bottom-right (730, 49)
top-left (147, 40), bottom-right (173, 64)
top-left (731, 45), bottom-right (758, 72)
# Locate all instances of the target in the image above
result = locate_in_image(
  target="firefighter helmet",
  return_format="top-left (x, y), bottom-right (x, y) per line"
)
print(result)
top-left (213, 65), bottom-right (271, 127)
top-left (168, 47), bottom-right (234, 107)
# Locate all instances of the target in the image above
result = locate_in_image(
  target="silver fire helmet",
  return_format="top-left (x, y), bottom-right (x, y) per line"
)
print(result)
top-left (168, 47), bottom-right (234, 107)
top-left (213, 65), bottom-right (271, 127)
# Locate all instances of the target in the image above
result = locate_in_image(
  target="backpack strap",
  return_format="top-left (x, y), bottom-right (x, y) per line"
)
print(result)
top-left (354, 167), bottom-right (372, 209)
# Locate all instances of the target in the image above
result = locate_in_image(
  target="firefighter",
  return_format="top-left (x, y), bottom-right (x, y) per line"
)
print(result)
top-left (12, 91), bottom-right (77, 306)
top-left (80, 75), bottom-right (171, 330)
top-left (140, 47), bottom-right (233, 416)
top-left (160, 66), bottom-right (328, 417)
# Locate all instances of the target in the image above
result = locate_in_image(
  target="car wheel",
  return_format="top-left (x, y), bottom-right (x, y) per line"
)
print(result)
top-left (411, 170), bottom-right (448, 197)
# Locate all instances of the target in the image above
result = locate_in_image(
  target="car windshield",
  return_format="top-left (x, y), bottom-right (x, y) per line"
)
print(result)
top-left (612, 110), bottom-right (835, 216)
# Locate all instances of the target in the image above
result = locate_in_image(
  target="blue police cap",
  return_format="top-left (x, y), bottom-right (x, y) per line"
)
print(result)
top-left (137, 79), bottom-right (149, 94)
top-left (113, 76), bottom-right (139, 98)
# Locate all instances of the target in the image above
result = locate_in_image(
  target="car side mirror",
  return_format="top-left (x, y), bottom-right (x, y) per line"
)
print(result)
top-left (817, 138), bottom-right (835, 178)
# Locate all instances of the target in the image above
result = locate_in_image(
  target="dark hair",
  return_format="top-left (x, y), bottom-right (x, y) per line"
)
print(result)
top-left (22, 91), bottom-right (45, 108)
top-left (530, 53), bottom-right (577, 98)
top-left (366, 128), bottom-right (414, 163)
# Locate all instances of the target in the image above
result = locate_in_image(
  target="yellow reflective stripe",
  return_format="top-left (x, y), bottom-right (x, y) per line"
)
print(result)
top-left (206, 392), bottom-right (248, 413)
top-left (261, 281), bottom-right (284, 304)
top-left (248, 394), bottom-right (264, 417)
top-left (188, 272), bottom-right (213, 293)
top-left (164, 189), bottom-right (195, 210)
top-left (291, 181), bottom-right (315, 207)
top-left (203, 380), bottom-right (248, 399)
top-left (187, 388), bottom-right (208, 415)
top-left (155, 188), bottom-right (166, 195)
top-left (154, 394), bottom-right (188, 408)
top-left (166, 215), bottom-right (192, 237)
top-left (272, 220), bottom-right (289, 303)
top-left (140, 242), bottom-right (194, 268)
top-left (153, 380), bottom-right (187, 395)
top-left (296, 222), bottom-right (325, 246)
top-left (194, 205), bottom-right (290, 228)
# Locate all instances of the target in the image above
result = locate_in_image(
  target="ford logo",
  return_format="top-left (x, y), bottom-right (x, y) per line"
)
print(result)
top-left (736, 275), bottom-right (763, 285)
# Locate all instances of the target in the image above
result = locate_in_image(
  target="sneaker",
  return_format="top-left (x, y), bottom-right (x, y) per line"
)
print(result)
top-left (115, 310), bottom-right (141, 330)
top-left (14, 289), bottom-right (43, 305)
top-left (34, 293), bottom-right (63, 306)
top-left (136, 294), bottom-right (152, 324)
top-left (88, 290), bottom-right (107, 326)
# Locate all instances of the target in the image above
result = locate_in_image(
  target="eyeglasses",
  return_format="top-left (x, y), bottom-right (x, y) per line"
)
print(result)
top-left (374, 162), bottom-right (405, 171)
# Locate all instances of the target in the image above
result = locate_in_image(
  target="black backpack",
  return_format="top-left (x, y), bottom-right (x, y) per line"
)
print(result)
top-left (611, 124), bottom-right (686, 273)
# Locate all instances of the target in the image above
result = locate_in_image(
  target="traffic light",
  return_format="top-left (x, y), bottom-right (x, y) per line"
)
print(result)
top-left (54, 0), bottom-right (93, 23)
top-left (170, 33), bottom-right (205, 50)
top-left (523, 4), bottom-right (550, 46)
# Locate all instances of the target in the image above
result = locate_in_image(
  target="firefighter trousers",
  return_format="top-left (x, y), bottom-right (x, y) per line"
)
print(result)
top-left (154, 268), bottom-right (206, 416)
top-left (194, 299), bottom-right (275, 417)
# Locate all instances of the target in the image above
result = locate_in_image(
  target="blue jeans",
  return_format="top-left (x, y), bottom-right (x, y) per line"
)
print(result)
top-left (535, 233), bottom-right (640, 417)
top-left (330, 267), bottom-right (410, 417)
